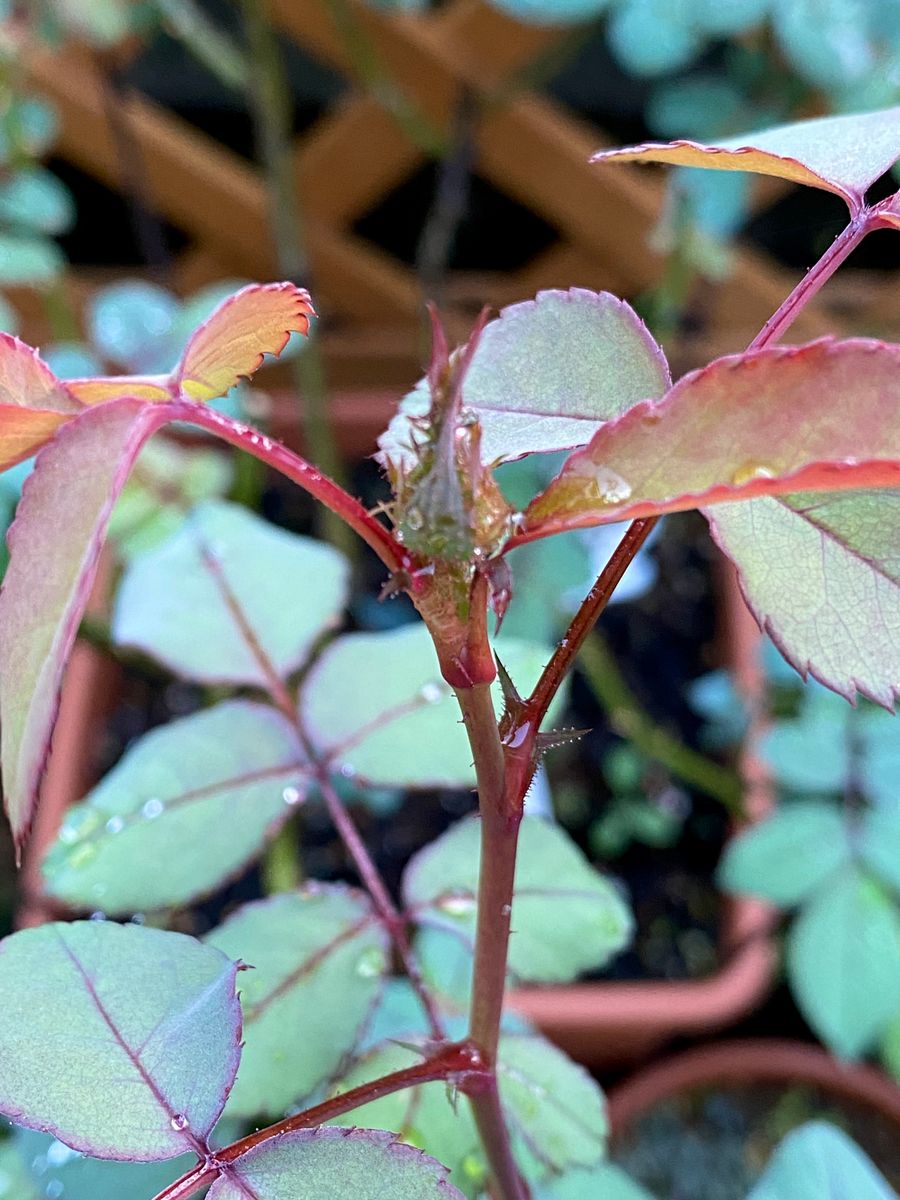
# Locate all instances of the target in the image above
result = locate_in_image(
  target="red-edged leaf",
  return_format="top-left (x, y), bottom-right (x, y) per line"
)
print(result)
top-left (0, 334), bottom-right (82, 470)
top-left (593, 106), bottom-right (900, 213)
top-left (0, 398), bottom-right (172, 856)
top-left (523, 340), bottom-right (900, 537)
top-left (173, 282), bottom-right (314, 402)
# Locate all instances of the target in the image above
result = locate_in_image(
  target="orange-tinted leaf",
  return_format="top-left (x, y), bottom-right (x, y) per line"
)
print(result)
top-left (66, 376), bottom-right (171, 405)
top-left (0, 333), bottom-right (83, 469)
top-left (174, 282), bottom-right (314, 402)
top-left (524, 340), bottom-right (900, 536)
top-left (593, 106), bottom-right (900, 213)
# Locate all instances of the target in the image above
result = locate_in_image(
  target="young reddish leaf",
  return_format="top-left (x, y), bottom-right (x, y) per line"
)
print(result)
top-left (0, 399), bottom-right (170, 856)
top-left (709, 490), bottom-right (900, 706)
top-left (66, 376), bottom-right (171, 405)
top-left (379, 289), bottom-right (670, 471)
top-left (173, 281), bottom-right (314, 402)
top-left (592, 106), bottom-right (900, 213)
top-left (0, 333), bottom-right (82, 469)
top-left (0, 921), bottom-right (241, 1160)
top-left (209, 1128), bottom-right (464, 1199)
top-left (523, 340), bottom-right (900, 538)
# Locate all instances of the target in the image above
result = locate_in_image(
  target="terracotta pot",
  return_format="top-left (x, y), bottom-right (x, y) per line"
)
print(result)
top-left (607, 1038), bottom-right (900, 1138)
top-left (510, 558), bottom-right (777, 1067)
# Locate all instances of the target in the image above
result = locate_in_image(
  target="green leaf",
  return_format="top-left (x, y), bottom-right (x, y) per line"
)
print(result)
top-left (0, 97), bottom-right (58, 162)
top-left (858, 806), bottom-right (900, 893)
top-left (748, 1120), bottom-right (897, 1200)
top-left (208, 1128), bottom-right (464, 1199)
top-left (536, 1162), bottom-right (655, 1200)
top-left (108, 436), bottom-right (233, 561)
top-left (7, 1128), bottom-right (194, 1200)
top-left (0, 233), bottom-right (64, 285)
top-left (113, 500), bottom-right (349, 686)
top-left (0, 168), bottom-right (74, 236)
top-left (206, 886), bottom-right (388, 1118)
top-left (710, 488), bottom-right (900, 706)
top-left (301, 625), bottom-right (562, 788)
top-left (773, 0), bottom-right (874, 91)
top-left (718, 801), bottom-right (851, 907)
top-left (88, 280), bottom-right (179, 373)
top-left (0, 921), bottom-right (241, 1159)
top-left (498, 1034), bottom-right (607, 1173)
top-left (880, 1010), bottom-right (900, 1081)
top-left (607, 0), bottom-right (701, 77)
top-left (760, 686), bottom-right (851, 791)
top-left (379, 290), bottom-right (669, 471)
top-left (330, 1041), bottom-right (483, 1196)
top-left (42, 700), bottom-right (308, 914)
top-left (592, 105), bottom-right (900, 212)
top-left (404, 815), bottom-right (632, 982)
top-left (787, 869), bottom-right (900, 1056)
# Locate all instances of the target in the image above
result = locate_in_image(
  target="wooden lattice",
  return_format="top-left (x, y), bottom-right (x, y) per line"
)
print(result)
top-left (24, 0), bottom-right (840, 393)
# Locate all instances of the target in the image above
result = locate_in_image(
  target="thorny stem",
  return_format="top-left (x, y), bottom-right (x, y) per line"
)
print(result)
top-left (456, 683), bottom-right (529, 1200)
top-left (151, 1043), bottom-right (486, 1200)
top-left (240, 0), bottom-right (353, 558)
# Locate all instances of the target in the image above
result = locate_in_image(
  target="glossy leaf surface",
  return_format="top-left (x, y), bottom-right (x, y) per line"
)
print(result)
top-left (206, 887), bottom-right (388, 1118)
top-left (592, 106), bottom-right (900, 211)
top-left (0, 399), bottom-right (168, 853)
top-left (404, 815), bottom-right (632, 981)
top-left (536, 1163), bottom-right (654, 1200)
top-left (379, 290), bottom-right (669, 470)
top-left (710, 489), bottom-right (900, 705)
top-left (718, 802), bottom-right (851, 907)
top-left (208, 1128), bottom-right (463, 1199)
top-left (302, 626), bottom-right (560, 787)
top-left (43, 701), bottom-right (308, 914)
top-left (0, 922), bottom-right (241, 1159)
top-left (526, 340), bottom-right (900, 536)
top-left (113, 500), bottom-right (349, 686)
top-left (748, 1121), bottom-right (897, 1200)
top-left (788, 869), bottom-right (900, 1056)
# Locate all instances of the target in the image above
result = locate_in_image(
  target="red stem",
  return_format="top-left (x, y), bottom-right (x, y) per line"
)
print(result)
top-left (169, 400), bottom-right (405, 571)
top-left (151, 1042), bottom-right (485, 1200)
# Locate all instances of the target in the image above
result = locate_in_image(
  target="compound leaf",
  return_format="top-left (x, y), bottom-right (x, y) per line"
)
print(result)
top-left (42, 701), bottom-right (308, 914)
top-left (208, 1128), bottom-right (464, 1199)
top-left (113, 500), bottom-right (349, 686)
top-left (404, 815), bottom-right (632, 982)
top-left (206, 887), bottom-right (388, 1118)
top-left (0, 922), bottom-right (241, 1160)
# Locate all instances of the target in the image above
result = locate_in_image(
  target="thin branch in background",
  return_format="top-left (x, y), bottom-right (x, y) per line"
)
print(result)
top-left (155, 0), bottom-right (249, 93)
top-left (416, 90), bottom-right (476, 310)
top-left (239, 0), bottom-right (354, 558)
top-left (322, 0), bottom-right (446, 158)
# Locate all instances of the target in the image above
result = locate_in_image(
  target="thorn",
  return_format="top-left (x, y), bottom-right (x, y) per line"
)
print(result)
top-left (536, 727), bottom-right (589, 754)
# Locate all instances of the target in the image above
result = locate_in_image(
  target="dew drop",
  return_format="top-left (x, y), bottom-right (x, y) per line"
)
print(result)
top-left (105, 815), bottom-right (125, 835)
top-left (282, 785), bottom-right (303, 807)
top-left (418, 681), bottom-right (444, 705)
top-left (500, 904), bottom-right (512, 918)
top-left (339, 763), bottom-right (357, 780)
top-left (45, 1178), bottom-right (64, 1198)
top-left (571, 460), bottom-right (633, 505)
top-left (170, 1114), bottom-right (189, 1132)
top-left (89, 909), bottom-right (107, 921)
top-left (405, 507), bottom-right (424, 532)
top-left (131, 912), bottom-right (146, 925)
top-left (355, 947), bottom-right (387, 979)
top-left (58, 824), bottom-right (78, 845)
top-left (142, 797), bottom-right (164, 820)
top-left (439, 892), bottom-right (476, 917)
top-left (46, 1142), bottom-right (79, 1169)
top-left (731, 462), bottom-right (775, 487)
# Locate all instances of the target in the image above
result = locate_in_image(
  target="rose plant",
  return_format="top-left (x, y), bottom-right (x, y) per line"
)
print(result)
top-left (1, 105), bottom-right (900, 1198)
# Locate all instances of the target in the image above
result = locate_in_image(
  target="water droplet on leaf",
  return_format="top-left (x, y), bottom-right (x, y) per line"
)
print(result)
top-left (355, 947), bottom-right (387, 978)
top-left (418, 681), bottom-right (444, 705)
top-left (105, 815), bottom-right (124, 835)
top-left (170, 1114), bottom-right (189, 1131)
top-left (282, 785), bottom-right (303, 806)
top-left (142, 797), bottom-right (164, 820)
top-left (439, 892), bottom-right (476, 917)
top-left (731, 462), bottom-right (775, 487)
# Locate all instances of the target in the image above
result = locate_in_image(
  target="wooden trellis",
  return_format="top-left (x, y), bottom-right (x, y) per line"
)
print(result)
top-left (24, 0), bottom-right (836, 393)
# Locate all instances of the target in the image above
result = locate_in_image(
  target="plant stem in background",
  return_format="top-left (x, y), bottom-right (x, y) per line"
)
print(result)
top-left (261, 818), bottom-right (303, 893)
top-left (322, 0), bottom-right (446, 158)
top-left (416, 91), bottom-right (476, 311)
top-left (156, 0), bottom-right (249, 93)
top-left (240, 0), bottom-right (353, 557)
top-left (579, 633), bottom-right (743, 814)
